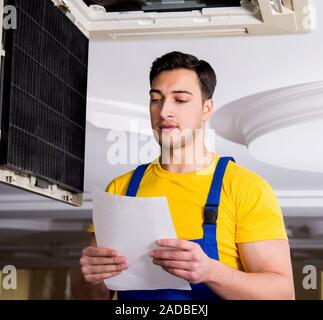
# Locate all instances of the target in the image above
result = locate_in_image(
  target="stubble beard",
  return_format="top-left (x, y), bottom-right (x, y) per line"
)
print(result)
top-left (155, 128), bottom-right (197, 165)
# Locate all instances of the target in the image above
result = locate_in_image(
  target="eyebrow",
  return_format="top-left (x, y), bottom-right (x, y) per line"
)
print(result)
top-left (149, 89), bottom-right (193, 96)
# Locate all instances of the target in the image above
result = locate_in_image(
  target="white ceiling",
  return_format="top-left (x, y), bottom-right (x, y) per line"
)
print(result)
top-left (85, 0), bottom-right (323, 192)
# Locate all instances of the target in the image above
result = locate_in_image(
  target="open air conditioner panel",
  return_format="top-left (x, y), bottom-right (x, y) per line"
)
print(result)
top-left (82, 0), bottom-right (241, 13)
top-left (60, 0), bottom-right (311, 39)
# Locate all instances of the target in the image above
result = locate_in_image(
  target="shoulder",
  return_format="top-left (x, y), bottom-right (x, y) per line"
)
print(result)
top-left (224, 161), bottom-right (287, 242)
top-left (105, 169), bottom-right (135, 195)
top-left (225, 160), bottom-right (273, 194)
top-left (224, 160), bottom-right (281, 214)
top-left (105, 163), bottom-right (152, 195)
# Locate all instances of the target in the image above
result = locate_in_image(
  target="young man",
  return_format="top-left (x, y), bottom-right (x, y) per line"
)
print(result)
top-left (79, 51), bottom-right (295, 300)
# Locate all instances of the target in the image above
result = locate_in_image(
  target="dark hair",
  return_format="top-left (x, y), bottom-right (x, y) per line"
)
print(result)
top-left (149, 51), bottom-right (217, 101)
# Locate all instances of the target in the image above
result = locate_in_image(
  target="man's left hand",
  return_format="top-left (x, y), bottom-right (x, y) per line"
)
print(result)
top-left (149, 239), bottom-right (215, 284)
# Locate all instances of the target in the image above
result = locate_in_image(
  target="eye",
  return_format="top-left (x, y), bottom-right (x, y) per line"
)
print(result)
top-left (176, 99), bottom-right (188, 104)
top-left (150, 97), bottom-right (162, 103)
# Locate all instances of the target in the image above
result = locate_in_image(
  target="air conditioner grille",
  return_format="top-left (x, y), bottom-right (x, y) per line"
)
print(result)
top-left (0, 0), bottom-right (89, 193)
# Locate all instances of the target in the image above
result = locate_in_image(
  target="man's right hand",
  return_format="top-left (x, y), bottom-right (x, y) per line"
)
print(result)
top-left (80, 246), bottom-right (128, 284)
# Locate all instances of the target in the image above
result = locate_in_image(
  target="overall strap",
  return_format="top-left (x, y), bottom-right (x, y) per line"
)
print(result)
top-left (119, 157), bottom-right (235, 300)
top-left (126, 163), bottom-right (150, 197)
top-left (204, 157), bottom-right (235, 224)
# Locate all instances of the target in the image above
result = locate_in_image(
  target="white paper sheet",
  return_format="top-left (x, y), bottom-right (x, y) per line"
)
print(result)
top-left (92, 187), bottom-right (191, 291)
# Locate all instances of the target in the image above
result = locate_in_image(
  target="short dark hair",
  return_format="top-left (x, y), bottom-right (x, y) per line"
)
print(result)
top-left (149, 51), bottom-right (217, 101)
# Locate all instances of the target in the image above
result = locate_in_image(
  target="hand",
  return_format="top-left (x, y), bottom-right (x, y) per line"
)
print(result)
top-left (150, 239), bottom-right (214, 284)
top-left (80, 246), bottom-right (128, 284)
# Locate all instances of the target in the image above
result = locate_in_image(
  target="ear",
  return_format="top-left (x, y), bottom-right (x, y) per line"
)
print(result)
top-left (202, 99), bottom-right (214, 121)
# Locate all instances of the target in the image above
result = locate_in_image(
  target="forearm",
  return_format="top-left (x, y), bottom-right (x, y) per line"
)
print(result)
top-left (71, 269), bottom-right (114, 300)
top-left (204, 260), bottom-right (295, 300)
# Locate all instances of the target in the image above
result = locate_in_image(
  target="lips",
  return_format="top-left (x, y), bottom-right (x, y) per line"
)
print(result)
top-left (160, 125), bottom-right (178, 132)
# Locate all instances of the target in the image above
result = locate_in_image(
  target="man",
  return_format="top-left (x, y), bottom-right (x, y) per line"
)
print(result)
top-left (79, 51), bottom-right (294, 300)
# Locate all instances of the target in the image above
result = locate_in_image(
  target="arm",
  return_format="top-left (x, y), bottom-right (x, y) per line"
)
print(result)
top-left (204, 239), bottom-right (295, 300)
top-left (151, 238), bottom-right (295, 300)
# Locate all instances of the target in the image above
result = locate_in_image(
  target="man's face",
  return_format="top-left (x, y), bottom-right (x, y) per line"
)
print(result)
top-left (149, 68), bottom-right (213, 150)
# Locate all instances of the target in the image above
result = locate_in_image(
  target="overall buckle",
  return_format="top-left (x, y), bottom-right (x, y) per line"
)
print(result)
top-left (203, 204), bottom-right (218, 224)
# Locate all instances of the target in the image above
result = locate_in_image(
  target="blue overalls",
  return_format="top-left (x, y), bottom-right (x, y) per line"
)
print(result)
top-left (118, 157), bottom-right (235, 300)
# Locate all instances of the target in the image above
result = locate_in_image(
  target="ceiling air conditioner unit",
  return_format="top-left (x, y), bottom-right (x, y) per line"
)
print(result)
top-left (0, 0), bottom-right (89, 206)
top-left (56, 0), bottom-right (313, 39)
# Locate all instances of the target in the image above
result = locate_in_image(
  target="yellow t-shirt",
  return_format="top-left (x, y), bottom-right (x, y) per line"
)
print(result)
top-left (88, 154), bottom-right (287, 271)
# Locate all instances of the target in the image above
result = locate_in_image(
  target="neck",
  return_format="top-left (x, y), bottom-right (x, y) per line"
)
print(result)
top-left (159, 141), bottom-right (214, 173)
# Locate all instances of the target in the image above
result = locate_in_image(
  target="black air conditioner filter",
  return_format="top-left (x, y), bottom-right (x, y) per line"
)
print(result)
top-left (0, 0), bottom-right (89, 193)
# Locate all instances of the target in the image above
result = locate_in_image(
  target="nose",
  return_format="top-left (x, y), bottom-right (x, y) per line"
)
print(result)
top-left (159, 98), bottom-right (175, 120)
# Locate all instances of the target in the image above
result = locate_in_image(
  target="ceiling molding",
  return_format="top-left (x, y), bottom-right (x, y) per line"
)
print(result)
top-left (289, 239), bottom-right (323, 250)
top-left (0, 219), bottom-right (89, 231)
top-left (86, 97), bottom-right (152, 134)
top-left (212, 81), bottom-right (323, 145)
top-left (0, 190), bottom-right (322, 218)
top-left (276, 190), bottom-right (323, 214)
top-left (0, 193), bottom-right (93, 212)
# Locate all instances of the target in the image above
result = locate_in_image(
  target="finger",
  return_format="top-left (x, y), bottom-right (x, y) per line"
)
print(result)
top-left (84, 256), bottom-right (127, 266)
top-left (83, 247), bottom-right (119, 257)
top-left (153, 259), bottom-right (194, 271)
top-left (150, 250), bottom-right (192, 261)
top-left (82, 263), bottom-right (128, 275)
top-left (84, 271), bottom-right (121, 283)
top-left (156, 239), bottom-right (196, 251)
top-left (161, 267), bottom-right (192, 281)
